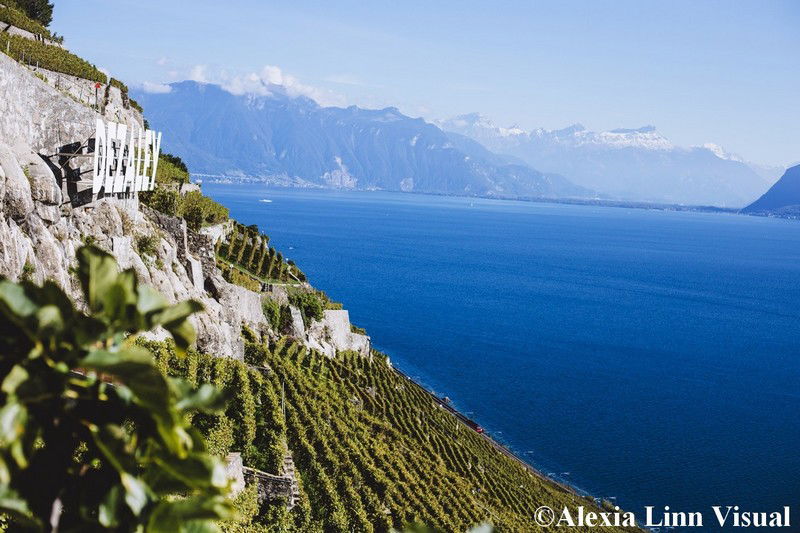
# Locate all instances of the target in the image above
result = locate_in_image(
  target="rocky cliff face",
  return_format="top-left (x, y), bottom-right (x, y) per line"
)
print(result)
top-left (0, 53), bottom-right (369, 361)
top-left (0, 53), bottom-right (142, 156)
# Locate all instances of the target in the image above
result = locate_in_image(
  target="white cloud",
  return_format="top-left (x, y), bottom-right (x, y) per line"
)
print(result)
top-left (141, 81), bottom-right (172, 94)
top-left (188, 64), bottom-right (208, 83)
top-left (156, 56), bottom-right (169, 67)
top-left (221, 65), bottom-right (345, 107)
top-left (177, 64), bottom-right (345, 107)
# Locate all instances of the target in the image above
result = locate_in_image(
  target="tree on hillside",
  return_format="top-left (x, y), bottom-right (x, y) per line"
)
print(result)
top-left (161, 153), bottom-right (188, 174)
top-left (12, 0), bottom-right (53, 27)
top-left (0, 246), bottom-right (235, 531)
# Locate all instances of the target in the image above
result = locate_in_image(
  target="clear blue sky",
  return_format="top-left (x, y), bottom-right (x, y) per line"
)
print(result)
top-left (53, 0), bottom-right (798, 166)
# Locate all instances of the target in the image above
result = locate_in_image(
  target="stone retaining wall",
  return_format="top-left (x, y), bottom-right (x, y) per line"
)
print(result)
top-left (0, 20), bottom-right (64, 48)
top-left (0, 53), bottom-right (142, 156)
top-left (243, 467), bottom-right (295, 508)
top-left (187, 228), bottom-right (217, 278)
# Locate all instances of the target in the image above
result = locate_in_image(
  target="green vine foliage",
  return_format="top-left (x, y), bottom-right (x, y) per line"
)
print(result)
top-left (0, 33), bottom-right (105, 82)
top-left (131, 332), bottom-right (632, 532)
top-left (0, 5), bottom-right (57, 41)
top-left (0, 246), bottom-right (235, 532)
top-left (216, 223), bottom-right (306, 285)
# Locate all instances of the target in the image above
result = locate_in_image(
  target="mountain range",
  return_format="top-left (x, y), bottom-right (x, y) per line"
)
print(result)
top-left (134, 83), bottom-right (781, 208)
top-left (132, 81), bottom-right (587, 199)
top-left (437, 113), bottom-right (779, 207)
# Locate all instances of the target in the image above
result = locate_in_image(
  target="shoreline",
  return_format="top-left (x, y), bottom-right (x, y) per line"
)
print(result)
top-left (389, 362), bottom-right (655, 532)
top-left (389, 361), bottom-right (609, 506)
top-left (199, 179), bottom-right (798, 221)
top-left (199, 178), bottom-right (754, 217)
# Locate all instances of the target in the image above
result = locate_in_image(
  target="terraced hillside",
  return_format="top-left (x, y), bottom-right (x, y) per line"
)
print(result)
top-left (149, 336), bottom-right (638, 532)
top-left (216, 221), bottom-right (306, 287)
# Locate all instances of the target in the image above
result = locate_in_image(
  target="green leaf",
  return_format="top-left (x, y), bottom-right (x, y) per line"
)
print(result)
top-left (99, 484), bottom-right (123, 527)
top-left (102, 279), bottom-right (136, 325)
top-left (0, 280), bottom-right (39, 319)
top-left (180, 521), bottom-right (224, 533)
top-left (80, 348), bottom-right (194, 455)
top-left (1, 365), bottom-right (29, 396)
top-left (80, 347), bottom-right (168, 408)
top-left (152, 452), bottom-right (229, 491)
top-left (0, 402), bottom-right (28, 450)
top-left (77, 245), bottom-right (121, 314)
top-left (0, 456), bottom-right (10, 485)
top-left (0, 485), bottom-right (38, 528)
top-left (174, 383), bottom-right (226, 414)
top-left (151, 300), bottom-right (203, 351)
top-left (121, 472), bottom-right (149, 516)
top-left (136, 286), bottom-right (168, 318)
top-left (34, 304), bottom-right (64, 339)
top-left (146, 495), bottom-right (234, 533)
top-left (37, 280), bottom-right (78, 323)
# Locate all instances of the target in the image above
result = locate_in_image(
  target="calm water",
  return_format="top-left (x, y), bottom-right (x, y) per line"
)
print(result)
top-left (206, 184), bottom-right (800, 529)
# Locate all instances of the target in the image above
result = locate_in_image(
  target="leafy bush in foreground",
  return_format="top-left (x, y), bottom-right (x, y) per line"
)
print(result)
top-left (0, 246), bottom-right (234, 531)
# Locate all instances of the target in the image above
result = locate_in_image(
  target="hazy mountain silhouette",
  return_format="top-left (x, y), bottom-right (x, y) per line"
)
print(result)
top-left (133, 81), bottom-right (588, 199)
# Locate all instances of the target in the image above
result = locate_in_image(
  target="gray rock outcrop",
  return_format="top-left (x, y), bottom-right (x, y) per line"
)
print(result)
top-left (13, 144), bottom-right (62, 224)
top-left (0, 53), bottom-right (143, 156)
top-left (306, 310), bottom-right (370, 358)
top-left (0, 142), bottom-right (34, 219)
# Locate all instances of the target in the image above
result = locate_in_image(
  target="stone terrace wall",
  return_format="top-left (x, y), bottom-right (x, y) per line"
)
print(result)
top-left (0, 53), bottom-right (142, 156)
top-left (0, 21), bottom-right (64, 47)
top-left (0, 52), bottom-right (96, 155)
top-left (243, 467), bottom-right (295, 508)
top-left (187, 228), bottom-right (217, 278)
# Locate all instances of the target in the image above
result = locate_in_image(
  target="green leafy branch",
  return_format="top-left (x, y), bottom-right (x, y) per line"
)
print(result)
top-left (0, 246), bottom-right (235, 532)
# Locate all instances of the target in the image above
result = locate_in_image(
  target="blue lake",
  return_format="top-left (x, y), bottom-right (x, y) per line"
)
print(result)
top-left (204, 184), bottom-right (800, 529)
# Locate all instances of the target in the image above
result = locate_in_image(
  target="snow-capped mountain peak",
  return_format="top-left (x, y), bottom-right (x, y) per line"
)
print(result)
top-left (440, 114), bottom-right (674, 151)
top-left (437, 112), bottom-right (771, 206)
top-left (438, 113), bottom-right (526, 138)
top-left (590, 125), bottom-right (673, 150)
top-left (700, 142), bottom-right (744, 162)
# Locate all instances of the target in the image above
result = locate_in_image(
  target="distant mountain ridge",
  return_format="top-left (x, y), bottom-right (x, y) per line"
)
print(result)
top-left (438, 113), bottom-right (776, 207)
top-left (741, 164), bottom-right (800, 217)
top-left (132, 82), bottom-right (588, 199)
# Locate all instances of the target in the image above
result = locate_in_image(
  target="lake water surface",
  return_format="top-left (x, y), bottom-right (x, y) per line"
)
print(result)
top-left (205, 184), bottom-right (800, 530)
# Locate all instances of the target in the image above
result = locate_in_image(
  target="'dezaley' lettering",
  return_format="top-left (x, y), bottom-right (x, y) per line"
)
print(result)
top-left (92, 119), bottom-right (163, 196)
